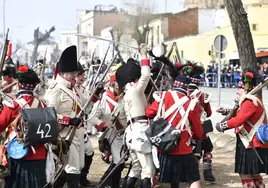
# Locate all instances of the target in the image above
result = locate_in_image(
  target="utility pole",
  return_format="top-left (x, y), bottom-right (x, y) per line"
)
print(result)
top-left (165, 0), bottom-right (167, 13)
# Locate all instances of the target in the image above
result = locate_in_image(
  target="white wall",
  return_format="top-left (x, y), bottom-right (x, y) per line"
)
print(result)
top-left (60, 29), bottom-right (78, 51)
top-left (99, 27), bottom-right (115, 62)
top-left (198, 9), bottom-right (217, 33)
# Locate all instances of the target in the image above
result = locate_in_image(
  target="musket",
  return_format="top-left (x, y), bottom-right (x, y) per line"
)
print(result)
top-left (97, 151), bottom-right (129, 188)
top-left (83, 48), bottom-right (96, 90)
top-left (87, 49), bottom-right (95, 81)
top-left (220, 77), bottom-right (268, 165)
top-left (0, 29), bottom-right (10, 75)
top-left (146, 43), bottom-right (175, 101)
top-left (77, 34), bottom-right (140, 51)
top-left (221, 77), bottom-right (268, 122)
top-left (0, 81), bottom-right (18, 93)
top-left (91, 44), bottom-right (111, 89)
top-left (65, 52), bottom-right (119, 146)
top-left (46, 54), bottom-right (119, 187)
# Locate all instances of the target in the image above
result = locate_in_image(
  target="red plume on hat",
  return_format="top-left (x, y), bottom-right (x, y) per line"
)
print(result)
top-left (244, 72), bottom-right (254, 90)
top-left (7, 42), bottom-right (12, 57)
top-left (53, 63), bottom-right (59, 80)
top-left (16, 64), bottom-right (29, 73)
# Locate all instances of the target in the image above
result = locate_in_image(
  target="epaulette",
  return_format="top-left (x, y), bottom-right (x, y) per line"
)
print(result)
top-left (49, 82), bottom-right (57, 89)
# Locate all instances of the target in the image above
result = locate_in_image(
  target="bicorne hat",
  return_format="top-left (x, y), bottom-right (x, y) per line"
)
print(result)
top-left (54, 45), bottom-right (78, 79)
top-left (77, 62), bottom-right (85, 75)
top-left (115, 58), bottom-right (141, 89)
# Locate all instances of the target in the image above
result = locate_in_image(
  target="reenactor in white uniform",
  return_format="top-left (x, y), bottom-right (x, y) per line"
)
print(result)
top-left (115, 44), bottom-right (154, 188)
top-left (74, 62), bottom-right (95, 187)
top-left (44, 45), bottom-right (84, 188)
top-left (89, 63), bottom-right (127, 188)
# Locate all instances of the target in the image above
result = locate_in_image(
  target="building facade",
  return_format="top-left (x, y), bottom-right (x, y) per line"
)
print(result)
top-left (165, 2), bottom-right (268, 67)
top-left (147, 8), bottom-right (216, 47)
top-left (60, 28), bottom-right (78, 51)
top-left (77, 8), bottom-right (125, 61)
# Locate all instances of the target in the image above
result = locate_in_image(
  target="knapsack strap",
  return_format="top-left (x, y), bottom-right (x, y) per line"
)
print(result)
top-left (15, 98), bottom-right (40, 109)
top-left (164, 91), bottom-right (189, 119)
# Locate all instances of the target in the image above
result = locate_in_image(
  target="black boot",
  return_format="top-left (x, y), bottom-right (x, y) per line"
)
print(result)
top-left (80, 153), bottom-right (95, 187)
top-left (122, 177), bottom-right (138, 188)
top-left (67, 174), bottom-right (80, 188)
top-left (111, 163), bottom-right (124, 188)
top-left (203, 152), bottom-right (215, 183)
top-left (140, 178), bottom-right (151, 188)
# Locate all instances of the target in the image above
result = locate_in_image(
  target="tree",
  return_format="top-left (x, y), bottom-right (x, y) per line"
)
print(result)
top-left (50, 44), bottom-right (62, 64)
top-left (109, 27), bottom-right (124, 61)
top-left (111, 0), bottom-right (156, 47)
top-left (30, 26), bottom-right (55, 66)
top-left (224, 0), bottom-right (257, 71)
top-left (108, 0), bottom-right (159, 60)
top-left (11, 41), bottom-right (23, 57)
top-left (123, 0), bottom-right (156, 47)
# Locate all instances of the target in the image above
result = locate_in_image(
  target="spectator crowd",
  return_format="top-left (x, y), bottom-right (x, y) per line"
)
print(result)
top-left (202, 62), bottom-right (268, 88)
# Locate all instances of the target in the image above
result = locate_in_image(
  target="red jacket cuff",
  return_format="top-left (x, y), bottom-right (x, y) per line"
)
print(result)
top-left (96, 122), bottom-right (105, 131)
top-left (141, 59), bottom-right (150, 66)
top-left (91, 95), bottom-right (99, 103)
top-left (58, 116), bottom-right (70, 125)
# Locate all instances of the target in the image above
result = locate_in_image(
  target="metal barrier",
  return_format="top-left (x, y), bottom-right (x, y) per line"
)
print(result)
top-left (200, 73), bottom-right (268, 87)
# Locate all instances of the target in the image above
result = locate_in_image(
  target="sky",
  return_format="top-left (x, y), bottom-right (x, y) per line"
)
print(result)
top-left (1, 0), bottom-right (185, 43)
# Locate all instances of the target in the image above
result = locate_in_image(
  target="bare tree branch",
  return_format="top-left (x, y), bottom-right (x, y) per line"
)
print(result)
top-left (109, 28), bottom-right (124, 61)
top-left (31, 26), bottom-right (55, 66)
top-left (12, 42), bottom-right (22, 56)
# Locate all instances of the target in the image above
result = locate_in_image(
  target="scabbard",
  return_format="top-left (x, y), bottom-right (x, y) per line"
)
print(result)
top-left (249, 141), bottom-right (264, 165)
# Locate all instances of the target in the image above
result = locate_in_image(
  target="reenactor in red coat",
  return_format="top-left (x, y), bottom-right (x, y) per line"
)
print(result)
top-left (216, 70), bottom-right (268, 188)
top-left (0, 64), bottom-right (47, 188)
top-left (146, 74), bottom-right (204, 188)
top-left (187, 70), bottom-right (216, 183)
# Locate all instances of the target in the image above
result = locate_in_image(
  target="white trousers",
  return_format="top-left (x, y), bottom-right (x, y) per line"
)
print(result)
top-left (125, 123), bottom-right (154, 179)
top-left (61, 127), bottom-right (85, 174)
top-left (110, 133), bottom-right (124, 164)
top-left (84, 133), bottom-right (94, 156)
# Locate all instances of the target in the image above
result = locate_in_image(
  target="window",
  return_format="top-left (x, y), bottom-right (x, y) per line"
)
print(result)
top-left (66, 37), bottom-right (71, 44)
top-left (252, 24), bottom-right (258, 31)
